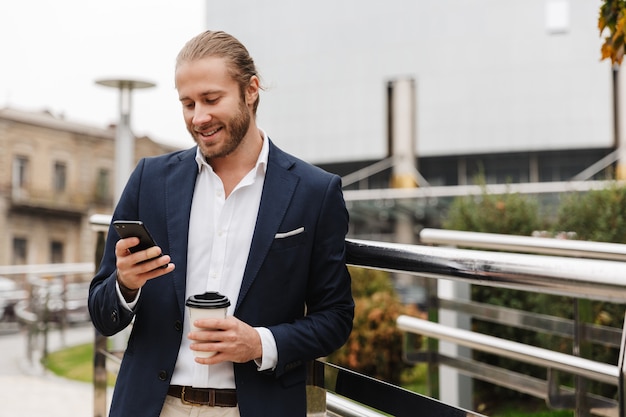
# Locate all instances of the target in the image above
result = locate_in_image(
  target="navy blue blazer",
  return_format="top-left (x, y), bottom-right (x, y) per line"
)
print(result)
top-left (88, 140), bottom-right (354, 417)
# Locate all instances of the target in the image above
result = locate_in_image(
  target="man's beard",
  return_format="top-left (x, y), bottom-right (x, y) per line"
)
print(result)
top-left (191, 99), bottom-right (251, 160)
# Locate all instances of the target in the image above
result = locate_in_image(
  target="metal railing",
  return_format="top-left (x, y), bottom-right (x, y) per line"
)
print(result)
top-left (344, 230), bottom-right (626, 417)
top-left (419, 227), bottom-right (626, 261)
top-left (89, 215), bottom-right (626, 416)
top-left (315, 361), bottom-right (484, 417)
top-left (346, 238), bottom-right (626, 302)
top-left (396, 316), bottom-right (618, 384)
top-left (89, 215), bottom-right (486, 417)
top-left (2, 263), bottom-right (92, 362)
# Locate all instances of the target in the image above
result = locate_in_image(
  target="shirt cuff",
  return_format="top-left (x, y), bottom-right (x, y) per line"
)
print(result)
top-left (115, 279), bottom-right (141, 311)
top-left (254, 327), bottom-right (278, 371)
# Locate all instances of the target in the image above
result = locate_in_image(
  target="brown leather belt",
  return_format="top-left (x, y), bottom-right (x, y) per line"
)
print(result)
top-left (167, 385), bottom-right (237, 407)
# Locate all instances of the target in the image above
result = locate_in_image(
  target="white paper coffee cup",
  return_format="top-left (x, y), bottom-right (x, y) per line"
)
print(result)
top-left (185, 292), bottom-right (231, 358)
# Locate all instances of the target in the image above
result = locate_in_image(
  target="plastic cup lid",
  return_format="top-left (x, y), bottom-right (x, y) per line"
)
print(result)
top-left (185, 291), bottom-right (231, 309)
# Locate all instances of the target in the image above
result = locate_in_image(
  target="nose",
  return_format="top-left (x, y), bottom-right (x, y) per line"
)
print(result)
top-left (191, 104), bottom-right (212, 127)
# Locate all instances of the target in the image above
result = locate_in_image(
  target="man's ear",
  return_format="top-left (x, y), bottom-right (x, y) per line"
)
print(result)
top-left (246, 75), bottom-right (260, 105)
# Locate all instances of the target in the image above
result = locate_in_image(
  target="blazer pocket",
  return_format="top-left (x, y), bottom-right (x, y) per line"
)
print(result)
top-left (274, 227), bottom-right (305, 239)
top-left (272, 227), bottom-right (307, 250)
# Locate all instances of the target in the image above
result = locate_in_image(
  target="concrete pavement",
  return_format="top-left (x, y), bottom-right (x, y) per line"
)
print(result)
top-left (0, 324), bottom-right (110, 417)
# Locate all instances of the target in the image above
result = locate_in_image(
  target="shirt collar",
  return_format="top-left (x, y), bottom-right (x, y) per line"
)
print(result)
top-left (194, 129), bottom-right (269, 174)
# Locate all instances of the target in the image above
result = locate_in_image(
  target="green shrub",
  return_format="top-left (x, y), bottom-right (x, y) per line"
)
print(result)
top-left (556, 184), bottom-right (626, 243)
top-left (443, 186), bottom-right (542, 234)
top-left (554, 183), bottom-right (626, 395)
top-left (554, 184), bottom-right (626, 335)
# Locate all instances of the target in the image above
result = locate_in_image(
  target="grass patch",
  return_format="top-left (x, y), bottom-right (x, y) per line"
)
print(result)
top-left (401, 364), bottom-right (429, 394)
top-left (44, 342), bottom-right (116, 386)
top-left (488, 401), bottom-right (573, 417)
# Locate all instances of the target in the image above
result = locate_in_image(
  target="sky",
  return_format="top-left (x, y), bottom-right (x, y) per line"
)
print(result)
top-left (0, 0), bottom-right (206, 148)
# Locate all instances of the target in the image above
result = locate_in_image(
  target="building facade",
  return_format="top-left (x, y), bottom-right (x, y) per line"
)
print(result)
top-left (0, 108), bottom-right (178, 266)
top-left (204, 0), bottom-right (616, 186)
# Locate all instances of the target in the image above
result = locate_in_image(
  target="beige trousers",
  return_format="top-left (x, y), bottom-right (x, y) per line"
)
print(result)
top-left (159, 395), bottom-right (240, 417)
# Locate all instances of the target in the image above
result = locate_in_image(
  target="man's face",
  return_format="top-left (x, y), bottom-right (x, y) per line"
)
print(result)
top-left (175, 56), bottom-right (254, 160)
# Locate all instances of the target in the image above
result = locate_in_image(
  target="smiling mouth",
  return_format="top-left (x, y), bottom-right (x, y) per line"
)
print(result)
top-left (197, 126), bottom-right (222, 138)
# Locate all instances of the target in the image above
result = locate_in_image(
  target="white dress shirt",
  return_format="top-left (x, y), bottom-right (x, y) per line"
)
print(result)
top-left (118, 131), bottom-right (278, 389)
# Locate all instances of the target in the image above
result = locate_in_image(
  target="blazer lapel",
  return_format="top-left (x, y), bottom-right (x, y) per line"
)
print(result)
top-left (165, 147), bottom-right (198, 317)
top-left (236, 142), bottom-right (299, 310)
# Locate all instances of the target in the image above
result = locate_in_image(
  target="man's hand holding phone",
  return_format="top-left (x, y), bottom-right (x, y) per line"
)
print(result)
top-left (113, 220), bottom-right (175, 299)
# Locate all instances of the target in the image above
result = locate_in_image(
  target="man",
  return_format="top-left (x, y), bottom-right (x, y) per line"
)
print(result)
top-left (88, 30), bottom-right (354, 417)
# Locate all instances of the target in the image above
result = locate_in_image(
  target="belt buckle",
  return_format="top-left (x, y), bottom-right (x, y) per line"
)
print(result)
top-left (180, 386), bottom-right (215, 407)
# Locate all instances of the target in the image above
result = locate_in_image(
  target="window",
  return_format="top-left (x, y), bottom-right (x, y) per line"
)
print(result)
top-left (50, 241), bottom-right (64, 264)
top-left (54, 161), bottom-right (67, 192)
top-left (546, 0), bottom-right (569, 34)
top-left (96, 168), bottom-right (111, 202)
top-left (12, 237), bottom-right (27, 265)
top-left (12, 156), bottom-right (29, 190)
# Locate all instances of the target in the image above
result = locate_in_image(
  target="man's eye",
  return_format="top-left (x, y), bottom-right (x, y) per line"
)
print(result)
top-left (183, 102), bottom-right (195, 109)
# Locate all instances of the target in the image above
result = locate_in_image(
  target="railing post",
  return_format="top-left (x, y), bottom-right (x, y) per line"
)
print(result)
top-left (94, 331), bottom-right (108, 417)
top-left (426, 276), bottom-right (440, 399)
top-left (618, 312), bottom-right (626, 417)
top-left (306, 360), bottom-right (326, 416)
top-left (93, 228), bottom-right (108, 417)
top-left (574, 299), bottom-right (591, 417)
top-left (438, 279), bottom-right (473, 409)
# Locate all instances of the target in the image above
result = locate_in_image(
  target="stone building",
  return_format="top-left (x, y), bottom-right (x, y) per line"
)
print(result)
top-left (0, 107), bottom-right (180, 266)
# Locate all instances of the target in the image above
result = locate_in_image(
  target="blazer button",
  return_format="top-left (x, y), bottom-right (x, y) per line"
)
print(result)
top-left (174, 320), bottom-right (182, 332)
top-left (158, 370), bottom-right (168, 381)
top-left (110, 310), bottom-right (118, 323)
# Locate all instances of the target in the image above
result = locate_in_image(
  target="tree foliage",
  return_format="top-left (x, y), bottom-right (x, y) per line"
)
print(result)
top-left (599, 0), bottom-right (626, 64)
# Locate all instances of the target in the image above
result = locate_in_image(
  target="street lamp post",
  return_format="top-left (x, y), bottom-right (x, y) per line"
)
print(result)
top-left (93, 78), bottom-right (155, 376)
top-left (95, 78), bottom-right (156, 203)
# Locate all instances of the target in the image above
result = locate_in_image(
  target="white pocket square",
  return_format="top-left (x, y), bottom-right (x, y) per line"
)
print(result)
top-left (275, 227), bottom-right (305, 239)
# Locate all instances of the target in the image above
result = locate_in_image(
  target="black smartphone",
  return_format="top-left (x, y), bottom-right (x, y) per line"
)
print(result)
top-left (113, 220), bottom-right (166, 265)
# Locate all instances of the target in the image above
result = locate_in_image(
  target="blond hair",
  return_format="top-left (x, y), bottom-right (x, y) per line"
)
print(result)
top-left (177, 30), bottom-right (261, 113)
